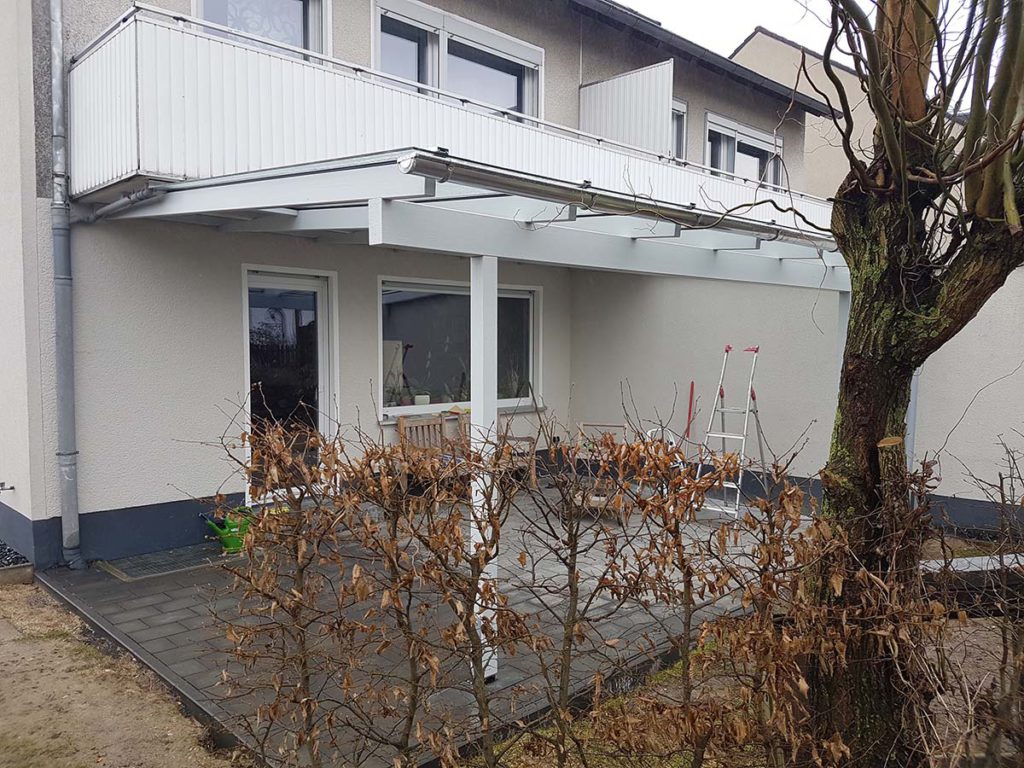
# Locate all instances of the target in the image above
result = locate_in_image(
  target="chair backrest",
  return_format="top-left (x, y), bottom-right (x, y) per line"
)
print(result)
top-left (397, 414), bottom-right (446, 451)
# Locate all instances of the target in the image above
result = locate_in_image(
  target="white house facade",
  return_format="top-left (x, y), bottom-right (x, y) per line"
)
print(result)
top-left (3, 0), bottom-right (856, 568)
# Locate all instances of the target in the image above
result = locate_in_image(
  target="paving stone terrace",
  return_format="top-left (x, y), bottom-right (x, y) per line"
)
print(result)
top-left (40, 490), bottom-right (751, 767)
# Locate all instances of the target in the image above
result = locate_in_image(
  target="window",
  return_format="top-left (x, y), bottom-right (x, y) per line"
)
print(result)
top-left (200, 0), bottom-right (325, 51)
top-left (447, 40), bottom-right (525, 113)
top-left (671, 101), bottom-right (687, 160)
top-left (705, 115), bottom-right (783, 186)
top-left (246, 271), bottom-right (332, 487)
top-left (380, 282), bottom-right (535, 411)
top-left (379, 15), bottom-right (430, 84)
top-left (375, 0), bottom-right (543, 117)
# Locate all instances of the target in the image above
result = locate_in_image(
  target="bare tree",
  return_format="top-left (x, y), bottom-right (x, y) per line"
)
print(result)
top-left (786, 1), bottom-right (1024, 762)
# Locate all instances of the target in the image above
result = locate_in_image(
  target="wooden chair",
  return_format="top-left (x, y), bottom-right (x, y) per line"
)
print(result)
top-left (396, 414), bottom-right (446, 452)
top-left (452, 410), bottom-right (539, 489)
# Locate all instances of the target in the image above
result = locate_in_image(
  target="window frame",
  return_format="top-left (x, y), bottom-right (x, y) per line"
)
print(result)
top-left (377, 276), bottom-right (541, 419)
top-left (193, 0), bottom-right (332, 53)
top-left (372, 0), bottom-right (544, 118)
top-left (377, 12), bottom-right (439, 87)
top-left (670, 99), bottom-right (687, 160)
top-left (241, 265), bottom-right (340, 505)
top-left (703, 113), bottom-right (784, 186)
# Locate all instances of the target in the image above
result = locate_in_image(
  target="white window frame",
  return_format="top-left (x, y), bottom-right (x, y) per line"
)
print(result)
top-left (704, 113), bottom-right (783, 184)
top-left (671, 99), bottom-right (687, 160)
top-left (377, 276), bottom-right (541, 419)
top-left (193, 0), bottom-right (332, 54)
top-left (371, 0), bottom-right (544, 118)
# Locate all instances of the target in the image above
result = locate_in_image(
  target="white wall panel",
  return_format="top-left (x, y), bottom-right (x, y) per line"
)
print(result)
top-left (579, 60), bottom-right (673, 156)
top-left (69, 17), bottom-right (831, 231)
top-left (68, 21), bottom-right (138, 196)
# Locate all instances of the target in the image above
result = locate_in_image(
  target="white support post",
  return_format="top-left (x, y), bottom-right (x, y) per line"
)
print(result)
top-left (470, 254), bottom-right (499, 681)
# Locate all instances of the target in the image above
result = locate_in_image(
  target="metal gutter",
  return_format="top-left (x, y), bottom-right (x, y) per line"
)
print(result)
top-left (50, 0), bottom-right (84, 568)
top-left (396, 150), bottom-right (837, 252)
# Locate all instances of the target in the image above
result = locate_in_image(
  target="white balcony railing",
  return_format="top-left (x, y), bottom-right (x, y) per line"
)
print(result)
top-left (69, 4), bottom-right (832, 232)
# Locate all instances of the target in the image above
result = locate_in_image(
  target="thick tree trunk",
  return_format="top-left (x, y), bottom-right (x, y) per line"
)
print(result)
top-left (813, 191), bottom-right (930, 766)
top-left (815, 312), bottom-right (921, 766)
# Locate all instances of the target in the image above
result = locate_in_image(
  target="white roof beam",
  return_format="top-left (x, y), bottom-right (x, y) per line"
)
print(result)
top-left (369, 199), bottom-right (850, 292)
top-left (112, 166), bottom-right (433, 220)
top-left (220, 206), bottom-right (369, 233)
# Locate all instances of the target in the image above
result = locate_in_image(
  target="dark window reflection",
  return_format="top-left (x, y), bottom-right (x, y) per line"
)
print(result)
top-left (381, 288), bottom-right (531, 408)
top-left (498, 296), bottom-right (531, 399)
top-left (447, 40), bottom-right (525, 114)
top-left (380, 15), bottom-right (429, 84)
top-left (248, 287), bottom-right (319, 433)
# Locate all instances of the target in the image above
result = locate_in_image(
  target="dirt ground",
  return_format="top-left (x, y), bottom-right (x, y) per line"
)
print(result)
top-left (0, 584), bottom-right (247, 768)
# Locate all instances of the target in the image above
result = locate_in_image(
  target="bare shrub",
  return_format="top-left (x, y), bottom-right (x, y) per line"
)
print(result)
top-left (214, 416), bottom-right (1024, 767)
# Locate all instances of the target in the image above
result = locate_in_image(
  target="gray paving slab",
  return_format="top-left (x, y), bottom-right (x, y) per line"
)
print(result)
top-left (39, 491), bottom-right (747, 767)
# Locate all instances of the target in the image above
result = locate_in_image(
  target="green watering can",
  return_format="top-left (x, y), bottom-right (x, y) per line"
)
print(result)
top-left (202, 507), bottom-right (252, 553)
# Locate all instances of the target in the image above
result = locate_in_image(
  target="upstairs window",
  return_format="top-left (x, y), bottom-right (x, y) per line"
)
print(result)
top-left (671, 100), bottom-right (687, 159)
top-left (375, 0), bottom-right (543, 117)
top-left (706, 115), bottom-right (783, 186)
top-left (379, 15), bottom-right (431, 84)
top-left (200, 0), bottom-right (326, 51)
top-left (447, 40), bottom-right (526, 114)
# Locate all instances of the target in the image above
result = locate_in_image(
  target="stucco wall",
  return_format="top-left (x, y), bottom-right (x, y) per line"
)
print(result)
top-left (913, 270), bottom-right (1024, 498)
top-left (731, 31), bottom-right (869, 199)
top-left (569, 271), bottom-right (841, 481)
top-left (579, 18), bottom-right (806, 184)
top-left (0, 0), bottom-right (41, 524)
top-left (69, 220), bottom-right (572, 514)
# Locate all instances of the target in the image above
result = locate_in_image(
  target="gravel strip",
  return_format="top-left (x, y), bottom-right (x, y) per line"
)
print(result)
top-left (0, 538), bottom-right (29, 568)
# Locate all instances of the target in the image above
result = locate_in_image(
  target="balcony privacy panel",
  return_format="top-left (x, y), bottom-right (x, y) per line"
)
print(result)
top-left (579, 61), bottom-right (673, 157)
top-left (68, 17), bottom-right (831, 232)
top-left (69, 22), bottom-right (139, 195)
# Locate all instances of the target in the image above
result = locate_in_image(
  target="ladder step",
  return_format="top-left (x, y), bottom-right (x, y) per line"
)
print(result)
top-left (716, 407), bottom-right (749, 414)
top-left (720, 481), bottom-right (740, 490)
top-left (706, 432), bottom-right (746, 440)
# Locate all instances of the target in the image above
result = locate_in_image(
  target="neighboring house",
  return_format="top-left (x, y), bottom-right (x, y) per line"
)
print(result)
top-left (0, 0), bottom-right (853, 569)
top-left (733, 27), bottom-right (1024, 521)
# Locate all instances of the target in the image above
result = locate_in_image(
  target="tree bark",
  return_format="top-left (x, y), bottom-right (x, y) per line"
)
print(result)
top-left (813, 176), bottom-right (1024, 765)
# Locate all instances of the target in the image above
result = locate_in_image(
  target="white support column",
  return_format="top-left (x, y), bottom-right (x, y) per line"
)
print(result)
top-left (470, 254), bottom-right (499, 681)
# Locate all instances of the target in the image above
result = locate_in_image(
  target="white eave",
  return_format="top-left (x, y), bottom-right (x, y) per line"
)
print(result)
top-left (97, 149), bottom-right (849, 292)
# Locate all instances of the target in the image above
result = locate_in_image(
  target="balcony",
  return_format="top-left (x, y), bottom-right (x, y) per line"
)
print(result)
top-left (69, 5), bottom-right (832, 234)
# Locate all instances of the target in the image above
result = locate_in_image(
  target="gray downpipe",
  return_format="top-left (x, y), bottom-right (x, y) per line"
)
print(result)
top-left (51, 0), bottom-right (84, 568)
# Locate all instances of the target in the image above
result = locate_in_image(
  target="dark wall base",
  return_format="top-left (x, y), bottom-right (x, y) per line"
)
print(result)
top-left (78, 494), bottom-right (245, 563)
top-left (0, 501), bottom-right (62, 569)
top-left (16, 464), bottom-right (1012, 570)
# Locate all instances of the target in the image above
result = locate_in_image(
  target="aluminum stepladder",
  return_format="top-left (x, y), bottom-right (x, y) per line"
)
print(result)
top-left (694, 344), bottom-right (768, 514)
